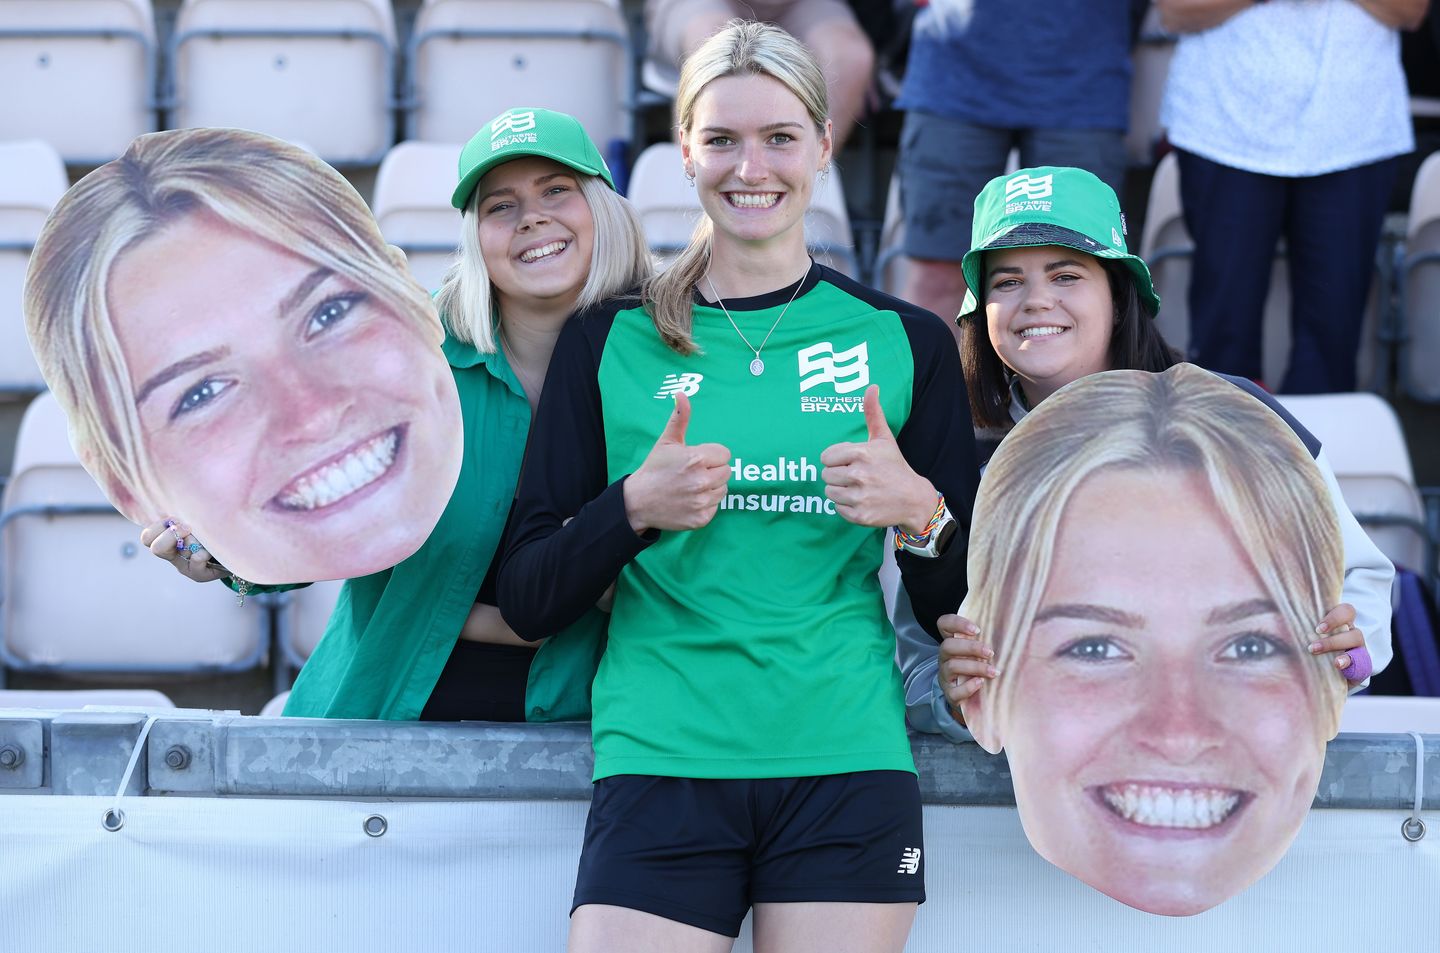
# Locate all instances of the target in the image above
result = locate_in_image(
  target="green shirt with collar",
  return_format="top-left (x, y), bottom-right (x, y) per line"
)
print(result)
top-left (282, 330), bottom-right (605, 721)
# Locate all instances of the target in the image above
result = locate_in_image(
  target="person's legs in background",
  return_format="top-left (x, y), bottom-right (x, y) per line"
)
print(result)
top-left (1281, 156), bottom-right (1399, 393)
top-left (1019, 126), bottom-right (1127, 199)
top-left (898, 112), bottom-right (1013, 341)
top-left (1176, 149), bottom-right (1287, 383)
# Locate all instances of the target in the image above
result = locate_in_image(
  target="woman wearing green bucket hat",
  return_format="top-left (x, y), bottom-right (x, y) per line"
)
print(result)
top-left (141, 109), bottom-right (651, 722)
top-left (894, 165), bottom-right (1394, 743)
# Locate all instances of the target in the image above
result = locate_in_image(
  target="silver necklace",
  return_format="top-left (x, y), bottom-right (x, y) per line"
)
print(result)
top-left (704, 264), bottom-right (810, 376)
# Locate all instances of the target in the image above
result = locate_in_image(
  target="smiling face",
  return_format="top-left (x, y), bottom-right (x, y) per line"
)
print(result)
top-left (984, 245), bottom-right (1115, 407)
top-left (1001, 466), bottom-right (1326, 916)
top-left (473, 155), bottom-right (596, 315)
top-left (681, 72), bottom-right (832, 257)
top-left (108, 210), bottom-right (461, 583)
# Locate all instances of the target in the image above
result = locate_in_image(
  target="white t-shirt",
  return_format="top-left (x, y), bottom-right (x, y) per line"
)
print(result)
top-left (1161, 0), bottom-right (1414, 176)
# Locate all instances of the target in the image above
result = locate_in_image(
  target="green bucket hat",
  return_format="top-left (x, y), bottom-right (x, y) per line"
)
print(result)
top-left (958, 166), bottom-right (1160, 321)
top-left (450, 106), bottom-right (615, 210)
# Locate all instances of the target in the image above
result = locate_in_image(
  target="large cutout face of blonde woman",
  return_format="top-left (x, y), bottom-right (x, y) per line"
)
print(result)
top-left (958, 365), bottom-right (1347, 917)
top-left (24, 128), bottom-right (462, 584)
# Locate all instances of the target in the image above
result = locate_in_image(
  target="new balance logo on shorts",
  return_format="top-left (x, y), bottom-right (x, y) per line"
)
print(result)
top-left (798, 341), bottom-right (869, 394)
top-left (654, 372), bottom-right (703, 399)
top-left (896, 847), bottom-right (921, 875)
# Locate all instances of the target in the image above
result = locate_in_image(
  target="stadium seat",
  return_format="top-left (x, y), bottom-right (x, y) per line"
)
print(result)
top-left (372, 141), bottom-right (463, 293)
top-left (0, 393), bottom-right (268, 687)
top-left (1126, 6), bottom-right (1175, 166)
top-left (1340, 695), bottom-right (1440, 733)
top-left (875, 174), bottom-right (907, 295)
top-left (258, 689), bottom-right (291, 716)
top-left (167, 0), bottom-right (397, 166)
top-left (273, 577), bottom-right (344, 690)
top-left (1402, 150), bottom-right (1440, 402)
top-left (0, 140), bottom-right (68, 397)
top-left (0, 688), bottom-right (175, 710)
top-left (1275, 391), bottom-right (1434, 579)
top-left (0, 0), bottom-right (159, 165)
top-left (626, 142), bottom-right (856, 275)
top-left (404, 0), bottom-right (631, 166)
top-left (1139, 151), bottom-right (1385, 391)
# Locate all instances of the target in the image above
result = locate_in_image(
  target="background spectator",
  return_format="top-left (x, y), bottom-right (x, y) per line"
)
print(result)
top-left (894, 0), bottom-right (1136, 333)
top-left (644, 0), bottom-right (875, 150)
top-left (1158, 0), bottom-right (1430, 393)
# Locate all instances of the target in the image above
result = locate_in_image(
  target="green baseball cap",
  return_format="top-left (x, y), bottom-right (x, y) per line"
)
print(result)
top-left (958, 166), bottom-right (1160, 321)
top-left (450, 106), bottom-right (615, 210)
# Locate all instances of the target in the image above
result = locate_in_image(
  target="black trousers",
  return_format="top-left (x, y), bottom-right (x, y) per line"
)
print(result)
top-left (1176, 148), bottom-right (1398, 393)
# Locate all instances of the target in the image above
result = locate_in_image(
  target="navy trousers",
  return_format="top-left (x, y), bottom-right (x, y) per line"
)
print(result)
top-left (1176, 149), bottom-right (1398, 393)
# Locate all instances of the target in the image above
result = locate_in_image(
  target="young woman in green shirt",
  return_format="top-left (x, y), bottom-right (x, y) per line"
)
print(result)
top-left (140, 109), bottom-right (651, 721)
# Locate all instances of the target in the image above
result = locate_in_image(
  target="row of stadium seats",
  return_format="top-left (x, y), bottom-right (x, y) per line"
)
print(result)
top-left (1, 0), bottom-right (634, 167)
top-left (2, 381), bottom-right (1435, 698)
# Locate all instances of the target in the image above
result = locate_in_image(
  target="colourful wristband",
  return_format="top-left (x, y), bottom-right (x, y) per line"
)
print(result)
top-left (894, 493), bottom-right (947, 551)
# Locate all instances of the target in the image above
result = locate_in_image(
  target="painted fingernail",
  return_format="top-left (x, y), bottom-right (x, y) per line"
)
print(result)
top-left (1309, 641), bottom-right (1322, 653)
top-left (982, 648), bottom-right (994, 659)
top-left (986, 666), bottom-right (998, 677)
top-left (1336, 656), bottom-right (1350, 669)
top-left (1315, 622), bottom-right (1328, 634)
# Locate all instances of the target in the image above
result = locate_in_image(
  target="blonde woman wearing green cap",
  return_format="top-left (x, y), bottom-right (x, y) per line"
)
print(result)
top-left (894, 165), bottom-right (1394, 743)
top-left (140, 110), bottom-right (650, 721)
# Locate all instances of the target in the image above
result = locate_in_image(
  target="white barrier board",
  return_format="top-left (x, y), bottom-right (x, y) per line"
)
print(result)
top-left (0, 799), bottom-right (1434, 951)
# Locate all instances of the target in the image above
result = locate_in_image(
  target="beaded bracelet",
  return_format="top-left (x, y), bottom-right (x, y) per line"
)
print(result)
top-left (894, 493), bottom-right (947, 551)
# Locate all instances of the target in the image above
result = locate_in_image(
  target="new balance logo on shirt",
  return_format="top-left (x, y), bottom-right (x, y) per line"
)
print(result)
top-left (897, 847), bottom-right (921, 875)
top-left (654, 372), bottom-right (703, 399)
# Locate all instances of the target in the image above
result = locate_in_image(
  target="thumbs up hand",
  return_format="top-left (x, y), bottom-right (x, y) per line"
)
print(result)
top-left (820, 385), bottom-right (937, 531)
top-left (623, 392), bottom-right (733, 534)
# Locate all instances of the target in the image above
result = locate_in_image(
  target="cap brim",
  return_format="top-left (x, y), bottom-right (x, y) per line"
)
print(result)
top-left (957, 223), bottom-right (1160, 321)
top-left (451, 149), bottom-right (612, 210)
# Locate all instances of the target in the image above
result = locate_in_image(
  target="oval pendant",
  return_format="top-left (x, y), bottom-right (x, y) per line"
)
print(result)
top-left (749, 357), bottom-right (765, 376)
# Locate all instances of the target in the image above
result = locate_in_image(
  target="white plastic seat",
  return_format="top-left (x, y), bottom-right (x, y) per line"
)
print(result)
top-left (627, 142), bottom-right (855, 275)
top-left (0, 688), bottom-right (174, 710)
top-left (875, 173), bottom-right (908, 295)
top-left (0, 0), bottom-right (158, 164)
top-left (1274, 392), bottom-right (1430, 575)
top-left (258, 689), bottom-right (291, 716)
top-left (1402, 150), bottom-right (1440, 402)
top-left (1125, 7), bottom-right (1174, 166)
top-left (1140, 151), bottom-right (1383, 391)
top-left (0, 393), bottom-right (267, 683)
top-left (0, 140), bottom-right (69, 396)
top-left (405, 0), bottom-right (630, 156)
top-left (1339, 695), bottom-right (1440, 734)
top-left (168, 0), bottom-right (397, 166)
top-left (372, 141), bottom-right (464, 292)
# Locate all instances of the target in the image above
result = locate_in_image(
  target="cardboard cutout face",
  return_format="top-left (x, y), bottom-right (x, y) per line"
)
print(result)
top-left (958, 365), bottom-right (1347, 917)
top-left (23, 128), bottom-right (462, 584)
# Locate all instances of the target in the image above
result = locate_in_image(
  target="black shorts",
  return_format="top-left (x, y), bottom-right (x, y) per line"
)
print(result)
top-left (571, 771), bottom-right (925, 937)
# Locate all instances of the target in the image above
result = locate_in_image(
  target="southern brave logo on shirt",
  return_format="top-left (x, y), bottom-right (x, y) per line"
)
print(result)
top-left (653, 372), bottom-right (703, 399)
top-left (797, 341), bottom-right (869, 414)
top-left (798, 341), bottom-right (869, 394)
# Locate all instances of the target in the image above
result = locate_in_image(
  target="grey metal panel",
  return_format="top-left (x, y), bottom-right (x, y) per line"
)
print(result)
top-left (5, 712), bottom-right (1436, 809)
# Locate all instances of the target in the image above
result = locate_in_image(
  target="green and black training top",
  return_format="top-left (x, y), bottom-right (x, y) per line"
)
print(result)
top-left (498, 264), bottom-right (979, 781)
